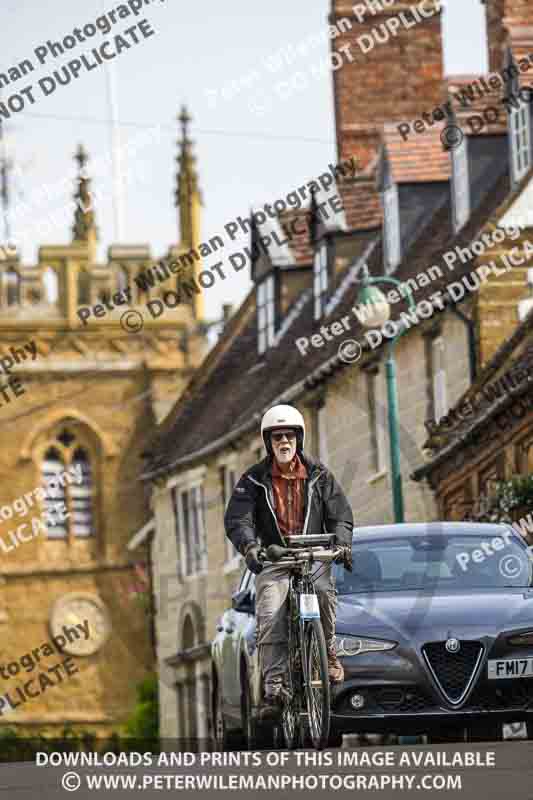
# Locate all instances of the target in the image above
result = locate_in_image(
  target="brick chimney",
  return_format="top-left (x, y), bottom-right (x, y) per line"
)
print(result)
top-left (482, 0), bottom-right (533, 75)
top-left (330, 0), bottom-right (445, 169)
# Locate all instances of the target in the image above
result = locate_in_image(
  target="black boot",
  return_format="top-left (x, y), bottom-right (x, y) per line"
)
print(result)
top-left (260, 687), bottom-right (283, 720)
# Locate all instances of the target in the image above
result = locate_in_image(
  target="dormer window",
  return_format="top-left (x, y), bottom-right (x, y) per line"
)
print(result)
top-left (383, 184), bottom-right (401, 273)
top-left (257, 273), bottom-right (275, 355)
top-left (452, 135), bottom-right (470, 232)
top-left (313, 241), bottom-right (328, 320)
top-left (509, 97), bottom-right (531, 185)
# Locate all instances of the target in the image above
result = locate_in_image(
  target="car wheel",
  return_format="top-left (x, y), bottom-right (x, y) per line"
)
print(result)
top-left (526, 721), bottom-right (533, 740)
top-left (466, 721), bottom-right (502, 742)
top-left (427, 725), bottom-right (466, 744)
top-left (213, 681), bottom-right (229, 751)
top-left (242, 670), bottom-right (272, 750)
top-left (213, 679), bottom-right (243, 751)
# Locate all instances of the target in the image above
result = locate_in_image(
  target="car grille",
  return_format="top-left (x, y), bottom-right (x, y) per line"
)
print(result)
top-left (423, 641), bottom-right (483, 703)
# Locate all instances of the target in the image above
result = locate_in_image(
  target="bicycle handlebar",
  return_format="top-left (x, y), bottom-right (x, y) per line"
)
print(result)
top-left (259, 544), bottom-right (343, 568)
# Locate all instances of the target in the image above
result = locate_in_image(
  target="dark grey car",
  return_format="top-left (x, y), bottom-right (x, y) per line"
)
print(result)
top-left (331, 522), bottom-right (533, 742)
top-left (212, 522), bottom-right (533, 747)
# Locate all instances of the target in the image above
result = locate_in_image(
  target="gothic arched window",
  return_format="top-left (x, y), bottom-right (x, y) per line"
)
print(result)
top-left (40, 428), bottom-right (95, 540)
top-left (70, 447), bottom-right (93, 537)
top-left (42, 448), bottom-right (68, 539)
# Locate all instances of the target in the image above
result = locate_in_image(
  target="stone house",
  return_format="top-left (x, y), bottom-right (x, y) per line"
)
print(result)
top-left (412, 306), bottom-right (533, 529)
top-left (139, 0), bottom-right (533, 740)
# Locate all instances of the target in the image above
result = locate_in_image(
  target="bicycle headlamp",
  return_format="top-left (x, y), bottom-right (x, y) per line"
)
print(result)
top-left (334, 635), bottom-right (397, 656)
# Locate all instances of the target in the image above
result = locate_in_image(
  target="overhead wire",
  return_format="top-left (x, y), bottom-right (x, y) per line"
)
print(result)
top-left (15, 111), bottom-right (335, 145)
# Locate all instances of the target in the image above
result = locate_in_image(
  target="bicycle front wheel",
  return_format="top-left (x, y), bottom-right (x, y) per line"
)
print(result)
top-left (304, 618), bottom-right (330, 750)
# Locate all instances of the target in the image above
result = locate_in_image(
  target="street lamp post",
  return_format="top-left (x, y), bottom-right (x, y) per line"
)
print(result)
top-left (356, 267), bottom-right (416, 523)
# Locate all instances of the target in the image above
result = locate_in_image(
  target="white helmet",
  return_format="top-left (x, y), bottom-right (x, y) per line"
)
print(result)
top-left (261, 404), bottom-right (305, 454)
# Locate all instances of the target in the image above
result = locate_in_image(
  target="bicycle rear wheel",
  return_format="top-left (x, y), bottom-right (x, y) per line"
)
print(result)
top-left (304, 618), bottom-right (330, 750)
top-left (281, 691), bottom-right (299, 750)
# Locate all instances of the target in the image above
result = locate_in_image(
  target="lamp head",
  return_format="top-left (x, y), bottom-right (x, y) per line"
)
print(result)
top-left (356, 282), bottom-right (391, 328)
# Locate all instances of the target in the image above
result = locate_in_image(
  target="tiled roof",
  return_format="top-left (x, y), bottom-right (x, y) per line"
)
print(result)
top-left (382, 123), bottom-right (451, 183)
top-left (143, 139), bottom-right (523, 479)
top-left (277, 173), bottom-right (382, 265)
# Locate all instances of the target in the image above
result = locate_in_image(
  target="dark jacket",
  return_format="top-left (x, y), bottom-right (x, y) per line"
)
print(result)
top-left (224, 453), bottom-right (353, 570)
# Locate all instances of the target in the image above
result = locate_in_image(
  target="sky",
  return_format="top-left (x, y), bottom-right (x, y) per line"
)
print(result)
top-left (0, 0), bottom-right (487, 324)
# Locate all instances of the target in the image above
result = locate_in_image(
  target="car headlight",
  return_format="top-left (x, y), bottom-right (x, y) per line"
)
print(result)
top-left (334, 635), bottom-right (397, 656)
top-left (508, 631), bottom-right (533, 646)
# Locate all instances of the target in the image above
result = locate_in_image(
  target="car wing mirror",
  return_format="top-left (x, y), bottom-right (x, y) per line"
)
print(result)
top-left (232, 589), bottom-right (255, 614)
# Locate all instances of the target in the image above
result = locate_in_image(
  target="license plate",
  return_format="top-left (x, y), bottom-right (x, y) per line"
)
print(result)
top-left (300, 594), bottom-right (319, 619)
top-left (488, 658), bottom-right (533, 679)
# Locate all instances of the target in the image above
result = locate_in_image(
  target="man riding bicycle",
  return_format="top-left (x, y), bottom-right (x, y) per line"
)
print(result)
top-left (224, 404), bottom-right (354, 718)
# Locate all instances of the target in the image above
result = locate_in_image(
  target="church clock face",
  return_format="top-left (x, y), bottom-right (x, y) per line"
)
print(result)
top-left (50, 594), bottom-right (111, 656)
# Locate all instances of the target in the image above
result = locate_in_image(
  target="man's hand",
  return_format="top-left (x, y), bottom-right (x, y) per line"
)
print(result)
top-left (244, 543), bottom-right (263, 575)
top-left (341, 545), bottom-right (353, 572)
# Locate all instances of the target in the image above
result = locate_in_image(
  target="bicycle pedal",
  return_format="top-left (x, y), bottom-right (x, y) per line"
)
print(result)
top-left (309, 680), bottom-right (323, 688)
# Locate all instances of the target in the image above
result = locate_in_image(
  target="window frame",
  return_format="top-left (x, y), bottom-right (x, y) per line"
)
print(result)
top-left (41, 448), bottom-right (69, 540)
top-left (173, 480), bottom-right (208, 580)
top-left (39, 434), bottom-right (95, 542)
top-left (219, 460), bottom-right (242, 572)
top-left (452, 135), bottom-right (470, 232)
top-left (313, 240), bottom-right (329, 321)
top-left (257, 273), bottom-right (276, 355)
top-left (509, 99), bottom-right (532, 185)
top-left (69, 448), bottom-right (93, 538)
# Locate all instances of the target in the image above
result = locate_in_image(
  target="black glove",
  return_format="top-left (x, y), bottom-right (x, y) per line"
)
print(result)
top-left (244, 544), bottom-right (263, 575)
top-left (342, 546), bottom-right (353, 573)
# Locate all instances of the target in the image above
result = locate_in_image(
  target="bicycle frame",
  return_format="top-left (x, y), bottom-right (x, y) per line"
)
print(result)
top-left (290, 559), bottom-right (320, 699)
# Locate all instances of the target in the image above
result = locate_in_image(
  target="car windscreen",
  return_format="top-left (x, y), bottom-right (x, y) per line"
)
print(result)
top-left (333, 533), bottom-right (533, 593)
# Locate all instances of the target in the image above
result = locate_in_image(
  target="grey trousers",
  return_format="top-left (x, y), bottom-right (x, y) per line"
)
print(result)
top-left (255, 563), bottom-right (336, 694)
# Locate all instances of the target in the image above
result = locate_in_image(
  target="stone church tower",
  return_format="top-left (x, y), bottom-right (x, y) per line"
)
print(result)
top-left (0, 107), bottom-right (207, 736)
